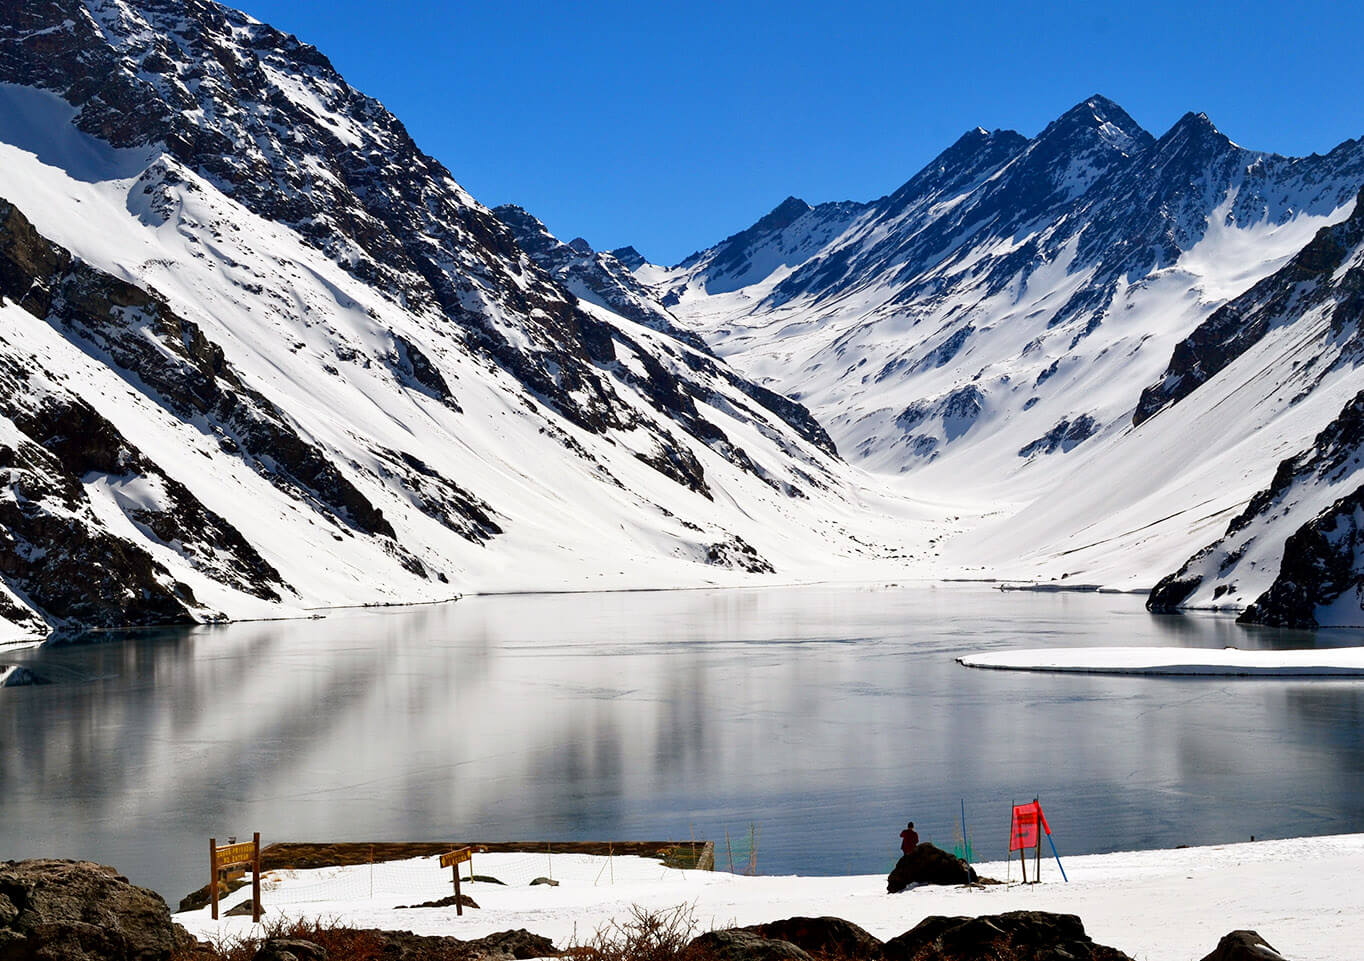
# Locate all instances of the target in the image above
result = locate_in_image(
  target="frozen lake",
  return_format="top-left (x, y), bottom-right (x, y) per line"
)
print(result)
top-left (3, 583), bottom-right (1364, 901)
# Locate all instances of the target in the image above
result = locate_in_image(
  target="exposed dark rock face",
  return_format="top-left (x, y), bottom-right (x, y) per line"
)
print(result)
top-left (0, 858), bottom-right (181, 961)
top-left (886, 843), bottom-right (978, 892)
top-left (1196, 930), bottom-right (1290, 961)
top-left (1018, 414), bottom-right (1099, 458)
top-left (686, 929), bottom-right (813, 961)
top-left (705, 535), bottom-right (776, 574)
top-left (743, 917), bottom-right (882, 959)
top-left (1149, 391), bottom-right (1364, 623)
top-left (1136, 185), bottom-right (1364, 426)
top-left (880, 911), bottom-right (1133, 961)
top-left (1239, 480), bottom-right (1364, 628)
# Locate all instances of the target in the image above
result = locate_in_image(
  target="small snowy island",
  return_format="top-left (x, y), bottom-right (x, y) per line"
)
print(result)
top-left (957, 645), bottom-right (1364, 676)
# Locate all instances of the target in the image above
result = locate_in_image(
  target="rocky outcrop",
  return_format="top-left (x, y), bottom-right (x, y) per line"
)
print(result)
top-left (0, 859), bottom-right (183, 961)
top-left (880, 911), bottom-right (1133, 961)
top-left (886, 843), bottom-right (978, 892)
top-left (1196, 930), bottom-right (1291, 961)
top-left (1238, 481), bottom-right (1364, 627)
top-left (1018, 414), bottom-right (1099, 458)
top-left (1149, 390), bottom-right (1364, 623)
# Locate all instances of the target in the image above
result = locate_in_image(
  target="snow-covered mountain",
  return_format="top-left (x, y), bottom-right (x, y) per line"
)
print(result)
top-left (0, 0), bottom-right (941, 643)
top-left (632, 96), bottom-right (1364, 618)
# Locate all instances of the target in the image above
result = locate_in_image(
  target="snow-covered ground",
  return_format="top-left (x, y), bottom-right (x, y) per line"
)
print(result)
top-left (959, 646), bottom-right (1364, 675)
top-left (175, 836), bottom-right (1364, 961)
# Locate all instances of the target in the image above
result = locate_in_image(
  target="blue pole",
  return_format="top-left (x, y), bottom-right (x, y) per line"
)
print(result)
top-left (1046, 831), bottom-right (1068, 882)
top-left (960, 799), bottom-right (970, 864)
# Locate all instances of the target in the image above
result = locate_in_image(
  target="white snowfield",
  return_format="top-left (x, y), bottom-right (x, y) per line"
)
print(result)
top-left (958, 646), bottom-right (1364, 676)
top-left (174, 836), bottom-right (1364, 961)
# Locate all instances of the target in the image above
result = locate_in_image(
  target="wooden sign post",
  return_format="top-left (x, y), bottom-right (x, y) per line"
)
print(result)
top-left (440, 847), bottom-right (473, 916)
top-left (210, 832), bottom-right (262, 922)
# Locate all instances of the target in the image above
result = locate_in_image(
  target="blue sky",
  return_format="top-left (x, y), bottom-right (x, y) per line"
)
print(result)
top-left (241, 0), bottom-right (1364, 266)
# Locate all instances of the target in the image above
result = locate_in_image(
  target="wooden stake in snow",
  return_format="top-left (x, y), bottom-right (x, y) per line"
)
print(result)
top-left (440, 847), bottom-right (472, 916)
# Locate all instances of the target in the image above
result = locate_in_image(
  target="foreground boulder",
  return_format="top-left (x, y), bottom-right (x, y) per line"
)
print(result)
top-left (1197, 930), bottom-right (1291, 961)
top-left (362, 928), bottom-right (557, 961)
top-left (881, 911), bottom-right (1133, 961)
top-left (886, 843), bottom-right (977, 892)
top-left (0, 859), bottom-right (180, 961)
top-left (685, 929), bottom-right (813, 961)
top-left (745, 917), bottom-right (882, 958)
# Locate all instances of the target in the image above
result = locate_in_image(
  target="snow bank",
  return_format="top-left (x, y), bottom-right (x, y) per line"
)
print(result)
top-left (957, 645), bottom-right (1364, 675)
top-left (174, 835), bottom-right (1364, 961)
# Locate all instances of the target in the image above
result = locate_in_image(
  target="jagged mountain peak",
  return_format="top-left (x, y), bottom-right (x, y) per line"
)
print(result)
top-left (1157, 110), bottom-right (1236, 154)
top-left (1036, 94), bottom-right (1153, 156)
top-left (609, 245), bottom-right (647, 270)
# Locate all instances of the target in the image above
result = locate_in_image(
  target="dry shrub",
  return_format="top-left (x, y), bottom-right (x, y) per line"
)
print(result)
top-left (570, 903), bottom-right (707, 961)
top-left (173, 915), bottom-right (389, 961)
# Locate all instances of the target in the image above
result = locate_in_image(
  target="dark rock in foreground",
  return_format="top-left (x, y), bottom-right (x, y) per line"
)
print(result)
top-left (686, 929), bottom-right (812, 961)
top-left (1197, 929), bottom-right (1291, 961)
top-left (0, 858), bottom-right (182, 961)
top-left (886, 843), bottom-right (978, 892)
top-left (744, 916), bottom-right (882, 959)
top-left (881, 910), bottom-right (1133, 961)
top-left (364, 928), bottom-right (556, 961)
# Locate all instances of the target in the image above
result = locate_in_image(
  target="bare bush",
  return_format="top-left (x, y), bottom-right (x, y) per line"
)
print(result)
top-left (567, 903), bottom-right (708, 961)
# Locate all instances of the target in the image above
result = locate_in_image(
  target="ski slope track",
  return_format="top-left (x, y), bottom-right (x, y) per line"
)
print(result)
top-left (0, 0), bottom-right (947, 644)
top-left (633, 96), bottom-right (1364, 624)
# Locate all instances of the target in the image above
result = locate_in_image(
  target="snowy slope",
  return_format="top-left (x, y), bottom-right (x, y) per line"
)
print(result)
top-left (176, 837), bottom-right (1364, 961)
top-left (0, 1), bottom-right (949, 640)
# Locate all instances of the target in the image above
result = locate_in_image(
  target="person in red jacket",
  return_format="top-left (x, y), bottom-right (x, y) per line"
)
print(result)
top-left (899, 821), bottom-right (919, 855)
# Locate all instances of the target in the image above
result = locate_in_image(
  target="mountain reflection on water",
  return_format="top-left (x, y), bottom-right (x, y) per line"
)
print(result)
top-left (3, 584), bottom-right (1363, 900)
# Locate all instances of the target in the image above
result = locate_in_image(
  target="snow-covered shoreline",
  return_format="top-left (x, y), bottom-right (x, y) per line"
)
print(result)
top-left (958, 645), bottom-right (1364, 675)
top-left (175, 833), bottom-right (1364, 961)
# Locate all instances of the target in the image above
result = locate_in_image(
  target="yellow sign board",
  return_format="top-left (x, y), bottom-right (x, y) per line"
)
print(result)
top-left (215, 842), bottom-right (256, 868)
top-left (440, 847), bottom-right (472, 869)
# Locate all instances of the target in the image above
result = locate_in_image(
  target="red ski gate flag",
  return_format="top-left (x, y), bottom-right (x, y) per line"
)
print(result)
top-left (1009, 801), bottom-right (1051, 851)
